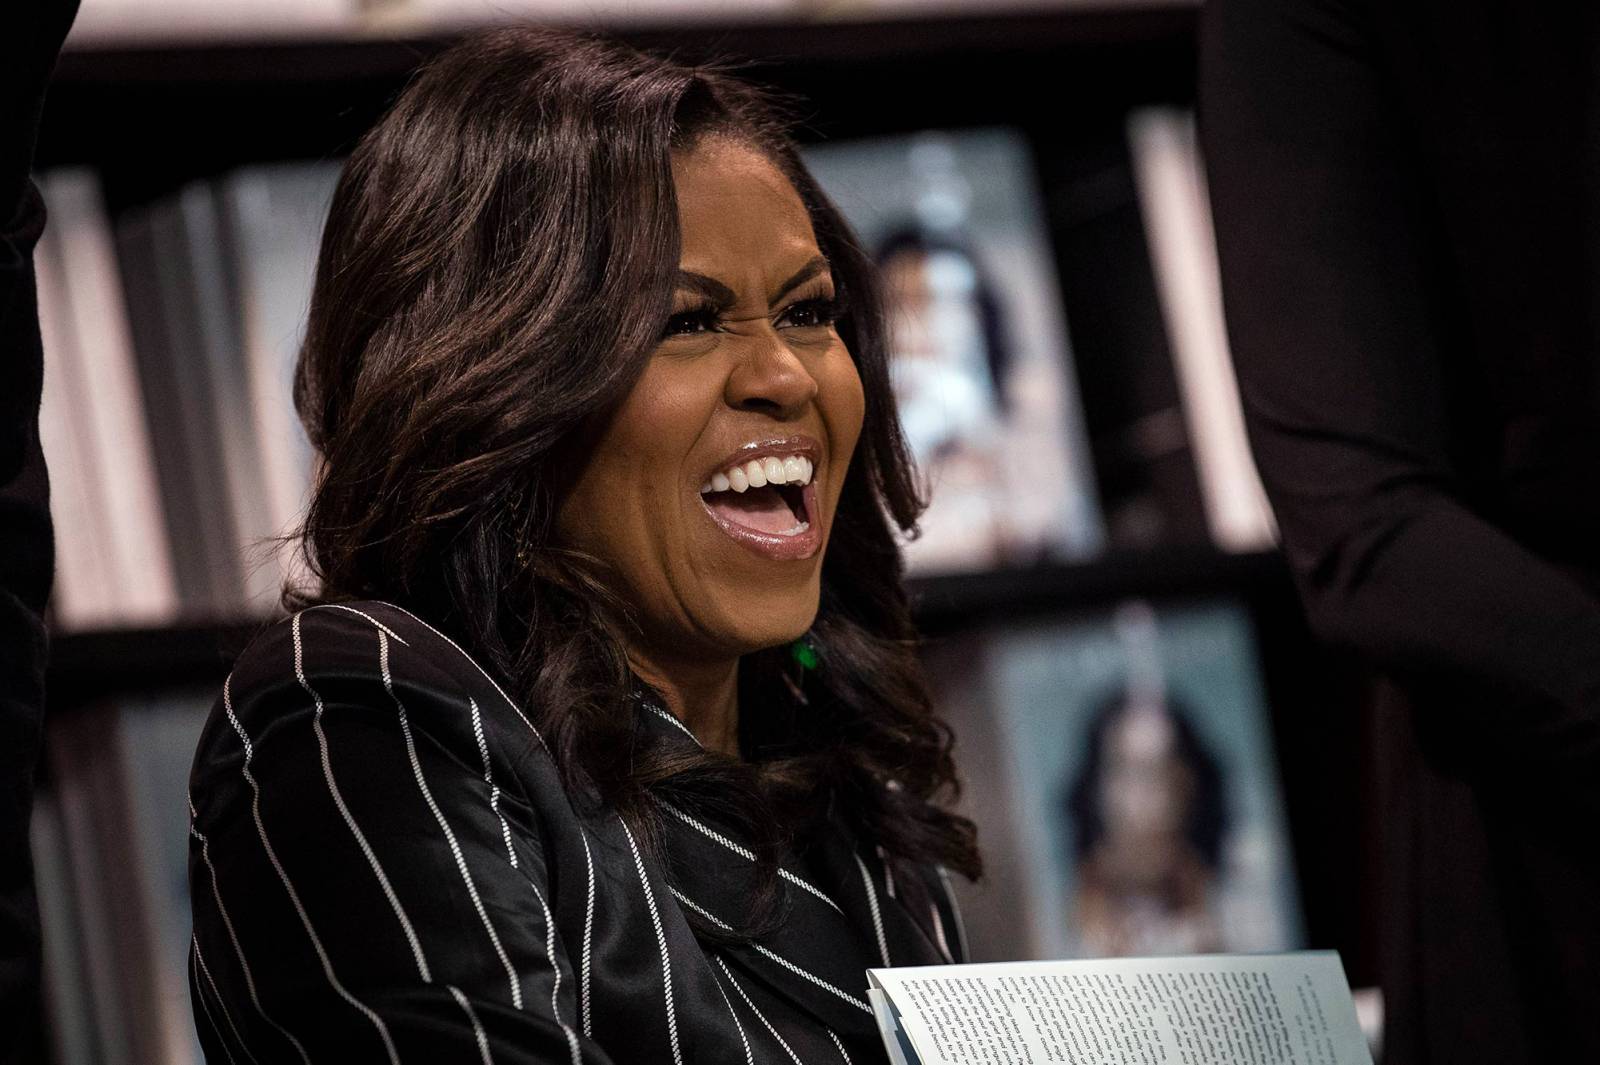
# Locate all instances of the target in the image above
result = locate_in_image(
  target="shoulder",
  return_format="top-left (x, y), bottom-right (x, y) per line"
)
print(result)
top-left (227, 600), bottom-right (463, 683)
top-left (226, 600), bottom-right (519, 717)
top-left (204, 599), bottom-right (551, 793)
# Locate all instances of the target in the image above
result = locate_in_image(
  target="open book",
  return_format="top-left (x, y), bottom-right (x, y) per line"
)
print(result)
top-left (868, 951), bottom-right (1373, 1065)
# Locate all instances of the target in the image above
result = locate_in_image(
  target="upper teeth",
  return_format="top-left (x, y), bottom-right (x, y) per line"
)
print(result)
top-left (700, 454), bottom-right (815, 494)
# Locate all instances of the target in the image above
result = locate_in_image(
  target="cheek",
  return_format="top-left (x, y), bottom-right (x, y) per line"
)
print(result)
top-left (822, 348), bottom-right (867, 468)
top-left (558, 362), bottom-right (705, 562)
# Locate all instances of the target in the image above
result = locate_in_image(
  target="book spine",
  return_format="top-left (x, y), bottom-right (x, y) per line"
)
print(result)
top-left (177, 182), bottom-right (280, 613)
top-left (115, 207), bottom-right (215, 616)
top-left (45, 170), bottom-right (182, 627)
top-left (35, 204), bottom-right (120, 630)
top-left (1127, 108), bottom-right (1277, 553)
top-left (143, 197), bottom-right (250, 616)
top-left (30, 793), bottom-right (106, 1065)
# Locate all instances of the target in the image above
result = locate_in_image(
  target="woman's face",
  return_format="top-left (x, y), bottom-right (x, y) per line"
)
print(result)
top-left (557, 135), bottom-right (866, 665)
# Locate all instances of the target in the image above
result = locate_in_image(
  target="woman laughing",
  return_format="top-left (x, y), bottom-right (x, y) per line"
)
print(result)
top-left (186, 26), bottom-right (979, 1065)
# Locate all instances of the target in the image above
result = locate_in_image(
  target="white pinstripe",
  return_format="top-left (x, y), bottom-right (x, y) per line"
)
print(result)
top-left (415, 643), bottom-right (583, 1063)
top-left (380, 631), bottom-right (524, 1012)
top-left (644, 703), bottom-right (700, 746)
top-left (715, 957), bottom-right (803, 1065)
top-left (876, 845), bottom-right (897, 900)
top-left (669, 888), bottom-right (872, 1014)
top-left (526, 872), bottom-right (577, 1058)
top-left (378, 597), bottom-right (603, 1052)
top-left (293, 614), bottom-right (434, 984)
top-left (709, 961), bottom-right (755, 1065)
top-left (928, 899), bottom-right (953, 964)
top-left (192, 936), bottom-right (250, 1065)
top-left (662, 802), bottom-right (844, 915)
top-left (193, 970), bottom-right (239, 1065)
top-left (826, 1028), bottom-right (853, 1064)
top-left (935, 865), bottom-right (970, 963)
top-left (469, 698), bottom-right (518, 869)
top-left (378, 602), bottom-right (553, 754)
top-left (222, 676), bottom-right (400, 1065)
top-left (469, 708), bottom-right (553, 1006)
top-left (189, 797), bottom-right (314, 1065)
top-left (620, 819), bottom-right (684, 1065)
top-left (301, 603), bottom-right (410, 646)
top-left (580, 830), bottom-right (596, 1039)
top-left (446, 985), bottom-right (494, 1065)
top-left (854, 852), bottom-right (890, 967)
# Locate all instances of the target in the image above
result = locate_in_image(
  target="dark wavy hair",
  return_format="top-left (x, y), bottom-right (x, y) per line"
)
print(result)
top-left (1064, 688), bottom-right (1228, 868)
top-left (874, 225), bottom-right (1014, 415)
top-left (287, 26), bottom-right (980, 935)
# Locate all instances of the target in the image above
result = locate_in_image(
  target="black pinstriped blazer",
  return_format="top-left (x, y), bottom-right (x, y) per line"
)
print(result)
top-left (186, 600), bottom-right (968, 1064)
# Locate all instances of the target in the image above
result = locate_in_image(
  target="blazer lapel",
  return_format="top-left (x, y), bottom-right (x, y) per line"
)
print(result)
top-left (631, 690), bottom-right (881, 1041)
top-left (806, 813), bottom-right (955, 970)
top-left (632, 688), bottom-right (954, 1045)
top-left (662, 817), bottom-right (882, 1043)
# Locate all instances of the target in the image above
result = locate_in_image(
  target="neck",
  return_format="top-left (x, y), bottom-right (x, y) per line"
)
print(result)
top-left (626, 648), bottom-right (740, 758)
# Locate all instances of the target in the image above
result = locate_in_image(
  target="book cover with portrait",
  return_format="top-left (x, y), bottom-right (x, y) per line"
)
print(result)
top-left (928, 599), bottom-right (1303, 962)
top-left (802, 128), bottom-right (1103, 573)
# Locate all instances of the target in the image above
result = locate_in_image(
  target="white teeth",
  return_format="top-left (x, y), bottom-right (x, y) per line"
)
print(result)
top-left (698, 452), bottom-right (817, 494)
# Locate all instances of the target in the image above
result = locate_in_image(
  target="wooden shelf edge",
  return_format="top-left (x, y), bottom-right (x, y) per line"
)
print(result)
top-left (45, 546), bottom-right (1287, 702)
top-left (49, 4), bottom-right (1198, 85)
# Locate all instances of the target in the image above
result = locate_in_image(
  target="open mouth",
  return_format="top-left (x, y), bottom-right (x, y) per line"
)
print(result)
top-left (703, 480), bottom-right (810, 535)
top-left (698, 449), bottom-right (822, 560)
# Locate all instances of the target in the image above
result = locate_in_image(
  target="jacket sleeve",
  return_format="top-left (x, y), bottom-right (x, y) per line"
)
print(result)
top-left (1200, 0), bottom-right (1600, 811)
top-left (2, 2), bottom-right (81, 1058)
top-left (187, 606), bottom-right (616, 1064)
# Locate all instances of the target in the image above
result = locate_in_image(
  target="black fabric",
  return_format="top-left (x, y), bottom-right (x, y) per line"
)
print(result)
top-left (2, 3), bottom-right (79, 1061)
top-left (1200, 2), bottom-right (1600, 1062)
top-left (187, 601), bottom-right (964, 1064)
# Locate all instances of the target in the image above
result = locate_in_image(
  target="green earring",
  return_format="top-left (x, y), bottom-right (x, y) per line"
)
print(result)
top-left (790, 634), bottom-right (819, 674)
top-left (785, 634), bottom-right (819, 706)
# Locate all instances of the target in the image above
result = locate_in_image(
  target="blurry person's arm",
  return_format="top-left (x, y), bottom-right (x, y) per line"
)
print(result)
top-left (1, 1), bottom-right (79, 1058)
top-left (1200, 0), bottom-right (1600, 809)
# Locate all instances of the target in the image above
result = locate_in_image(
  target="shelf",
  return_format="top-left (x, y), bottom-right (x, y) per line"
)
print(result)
top-left (36, 4), bottom-right (1198, 179)
top-left (45, 546), bottom-right (1287, 701)
top-left (46, 616), bottom-right (270, 706)
top-left (51, 4), bottom-right (1198, 80)
top-left (908, 545), bottom-right (1287, 633)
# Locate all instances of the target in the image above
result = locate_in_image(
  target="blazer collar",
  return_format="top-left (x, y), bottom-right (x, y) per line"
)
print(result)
top-left (630, 687), bottom-right (950, 1041)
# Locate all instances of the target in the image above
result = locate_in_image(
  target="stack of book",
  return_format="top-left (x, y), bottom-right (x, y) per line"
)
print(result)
top-left (35, 107), bottom-right (1272, 629)
top-left (34, 693), bottom-right (214, 1065)
top-left (36, 164), bottom-right (338, 631)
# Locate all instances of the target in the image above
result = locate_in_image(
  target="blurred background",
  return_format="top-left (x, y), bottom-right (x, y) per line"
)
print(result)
top-left (29, 0), bottom-right (1386, 1061)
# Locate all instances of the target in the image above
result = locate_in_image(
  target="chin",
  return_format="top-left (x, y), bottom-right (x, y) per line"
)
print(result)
top-left (714, 586), bottom-right (820, 657)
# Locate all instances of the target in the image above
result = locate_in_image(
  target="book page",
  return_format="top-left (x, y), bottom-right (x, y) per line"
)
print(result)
top-left (869, 952), bottom-right (1372, 1065)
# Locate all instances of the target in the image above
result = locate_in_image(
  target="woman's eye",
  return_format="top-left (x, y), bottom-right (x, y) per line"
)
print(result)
top-left (663, 293), bottom-right (845, 339)
top-left (781, 295), bottom-right (844, 329)
top-left (662, 305), bottom-right (720, 338)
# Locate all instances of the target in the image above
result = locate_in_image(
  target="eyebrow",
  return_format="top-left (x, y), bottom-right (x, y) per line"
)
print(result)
top-left (675, 255), bottom-right (832, 308)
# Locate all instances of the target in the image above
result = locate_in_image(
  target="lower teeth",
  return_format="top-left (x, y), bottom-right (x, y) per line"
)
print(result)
top-left (777, 520), bottom-right (811, 537)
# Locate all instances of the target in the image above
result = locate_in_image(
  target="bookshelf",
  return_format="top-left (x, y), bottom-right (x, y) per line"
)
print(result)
top-left (38, 6), bottom-right (1199, 178)
top-left (30, 4), bottom-right (1379, 1061)
top-left (42, 549), bottom-right (1278, 698)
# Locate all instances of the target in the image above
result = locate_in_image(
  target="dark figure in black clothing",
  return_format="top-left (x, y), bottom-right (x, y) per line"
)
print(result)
top-left (0, 2), bottom-right (79, 1062)
top-left (1202, 2), bottom-right (1600, 1062)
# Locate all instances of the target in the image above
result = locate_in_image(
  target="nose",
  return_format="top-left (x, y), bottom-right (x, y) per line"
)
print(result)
top-left (724, 327), bottom-right (819, 420)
